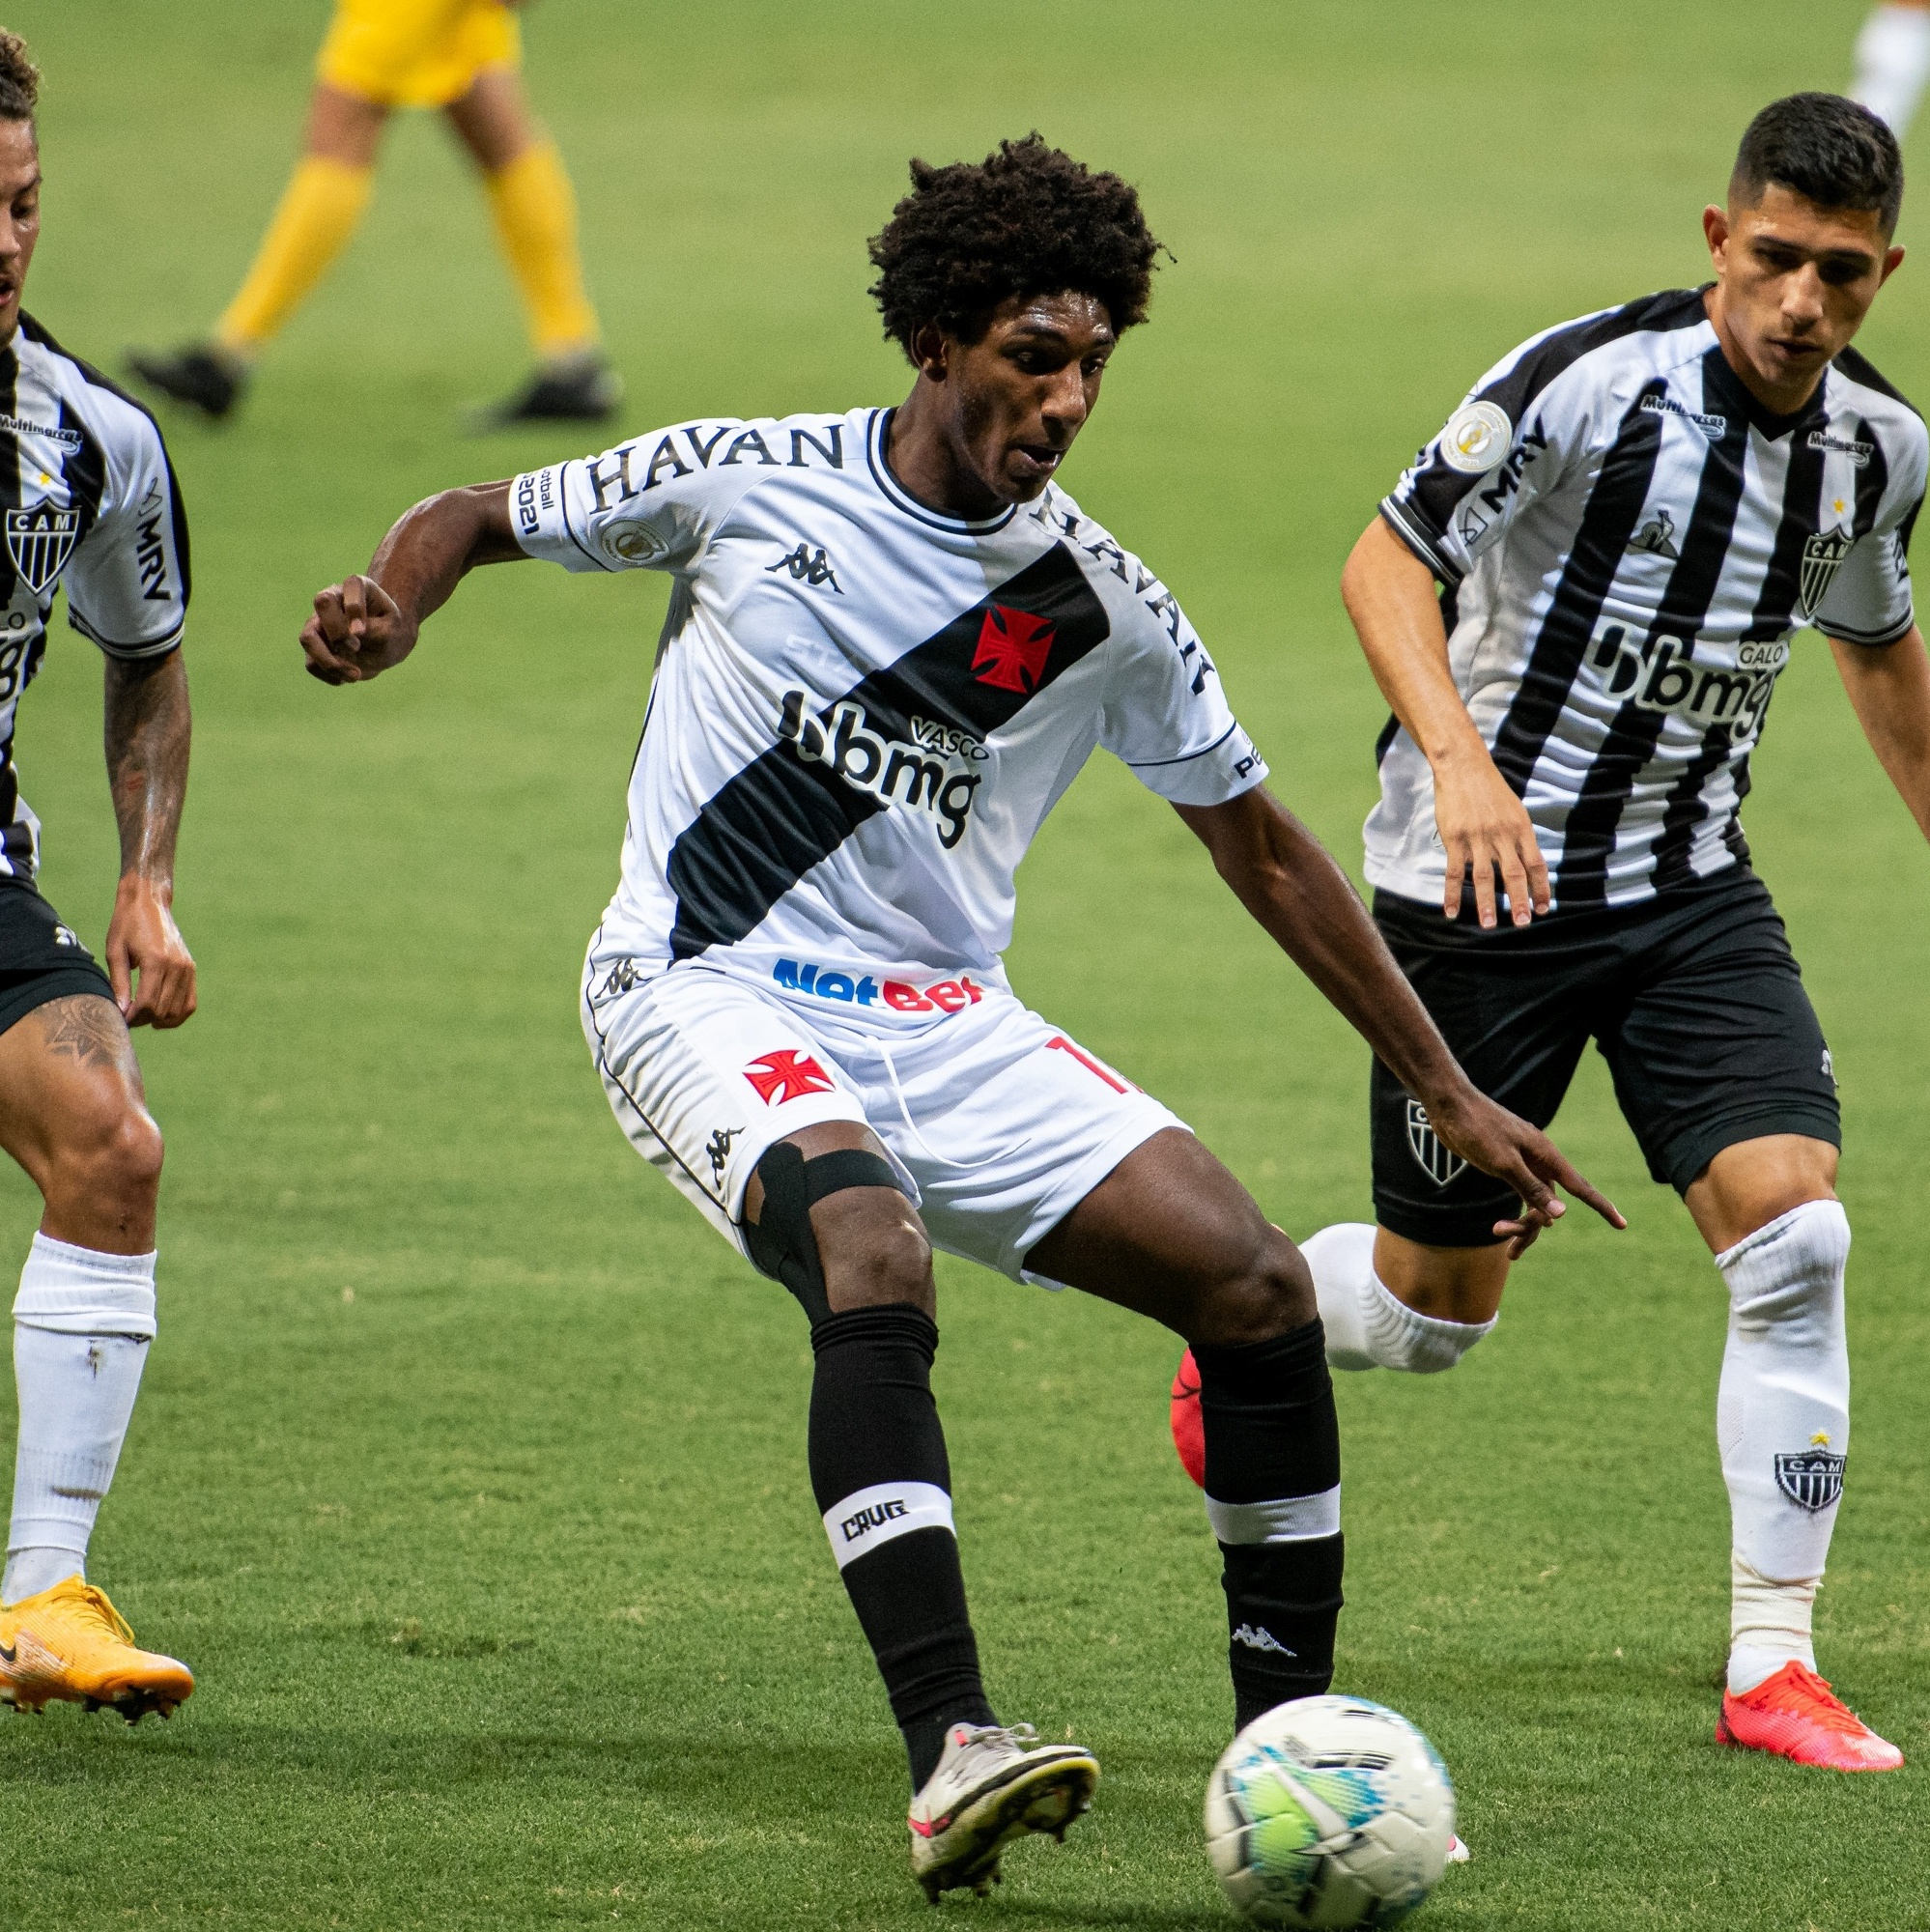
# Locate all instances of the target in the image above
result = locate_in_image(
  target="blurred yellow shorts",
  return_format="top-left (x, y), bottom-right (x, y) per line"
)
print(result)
top-left (318, 0), bottom-right (522, 110)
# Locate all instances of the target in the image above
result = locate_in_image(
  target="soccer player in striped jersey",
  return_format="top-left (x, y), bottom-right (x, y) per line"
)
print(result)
top-left (299, 136), bottom-right (1616, 1899)
top-left (0, 33), bottom-right (197, 1721)
top-left (1302, 95), bottom-right (1923, 1771)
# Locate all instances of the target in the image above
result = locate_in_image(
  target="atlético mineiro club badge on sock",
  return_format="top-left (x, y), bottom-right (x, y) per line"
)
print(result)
top-left (1405, 1098), bottom-right (1467, 1186)
top-left (1774, 1449), bottom-right (1846, 1512)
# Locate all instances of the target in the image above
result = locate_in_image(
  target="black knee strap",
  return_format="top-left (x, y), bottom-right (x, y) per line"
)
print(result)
top-left (744, 1144), bottom-right (908, 1325)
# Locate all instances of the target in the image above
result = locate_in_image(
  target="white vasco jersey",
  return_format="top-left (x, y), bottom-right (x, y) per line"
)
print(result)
top-left (514, 406), bottom-right (1264, 1011)
top-left (1374, 286), bottom-right (1927, 909)
top-left (0, 316), bottom-right (189, 881)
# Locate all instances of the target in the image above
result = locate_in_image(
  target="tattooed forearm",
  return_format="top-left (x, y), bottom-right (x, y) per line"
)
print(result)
top-left (36, 996), bottom-right (136, 1073)
top-left (103, 650), bottom-right (191, 884)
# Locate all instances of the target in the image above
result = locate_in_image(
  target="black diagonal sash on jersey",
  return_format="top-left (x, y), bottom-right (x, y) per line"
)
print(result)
top-left (666, 541), bottom-right (1110, 961)
top-left (1556, 352), bottom-right (1755, 902)
top-left (1488, 383), bottom-right (1668, 798)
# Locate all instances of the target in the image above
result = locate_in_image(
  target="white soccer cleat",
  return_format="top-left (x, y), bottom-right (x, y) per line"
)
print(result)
top-left (1447, 1833), bottom-right (1471, 1863)
top-left (908, 1720), bottom-right (1098, 1901)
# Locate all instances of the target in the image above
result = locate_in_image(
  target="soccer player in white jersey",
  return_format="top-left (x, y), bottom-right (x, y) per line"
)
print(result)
top-left (299, 136), bottom-right (1617, 1897)
top-left (0, 33), bottom-right (198, 1721)
top-left (1254, 95), bottom-right (1923, 1773)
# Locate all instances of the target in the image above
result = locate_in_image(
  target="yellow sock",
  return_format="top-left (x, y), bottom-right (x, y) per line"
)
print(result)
top-left (216, 156), bottom-right (375, 354)
top-left (484, 141), bottom-right (600, 360)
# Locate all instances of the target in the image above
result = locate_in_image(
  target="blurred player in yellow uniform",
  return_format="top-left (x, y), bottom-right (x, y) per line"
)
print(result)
top-left (129, 0), bottom-right (617, 426)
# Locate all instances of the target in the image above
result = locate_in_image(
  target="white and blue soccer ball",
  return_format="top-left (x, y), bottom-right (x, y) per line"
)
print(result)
top-left (1204, 1694), bottom-right (1456, 1928)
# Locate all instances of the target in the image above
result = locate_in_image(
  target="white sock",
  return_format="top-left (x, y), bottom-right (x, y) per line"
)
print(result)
top-left (1302, 1222), bottom-right (1494, 1374)
top-left (1716, 1200), bottom-right (1849, 1693)
top-left (5, 1234), bottom-right (156, 1605)
top-left (1855, 4), bottom-right (1930, 136)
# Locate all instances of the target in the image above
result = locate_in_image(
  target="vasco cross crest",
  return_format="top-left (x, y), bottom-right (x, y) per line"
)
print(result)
top-left (1798, 525), bottom-right (1856, 620)
top-left (1405, 1098), bottom-right (1467, 1187)
top-left (5, 506), bottom-right (77, 595)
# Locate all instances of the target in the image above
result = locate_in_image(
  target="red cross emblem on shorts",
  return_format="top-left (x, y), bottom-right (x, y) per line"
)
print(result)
top-left (972, 605), bottom-right (1056, 695)
top-left (743, 1049), bottom-right (836, 1105)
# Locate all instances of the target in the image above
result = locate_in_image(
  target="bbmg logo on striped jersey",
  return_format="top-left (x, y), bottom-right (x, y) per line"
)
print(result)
top-left (1588, 624), bottom-right (1786, 734)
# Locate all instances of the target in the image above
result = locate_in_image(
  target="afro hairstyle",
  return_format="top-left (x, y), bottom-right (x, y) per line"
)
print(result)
top-left (867, 133), bottom-right (1161, 358)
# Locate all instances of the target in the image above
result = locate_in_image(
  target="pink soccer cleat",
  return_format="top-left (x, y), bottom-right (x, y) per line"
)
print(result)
top-left (1717, 1662), bottom-right (1903, 1772)
top-left (1170, 1348), bottom-right (1205, 1489)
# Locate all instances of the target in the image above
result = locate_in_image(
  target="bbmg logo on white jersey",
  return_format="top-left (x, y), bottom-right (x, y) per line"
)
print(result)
top-left (1588, 624), bottom-right (1787, 735)
top-left (777, 691), bottom-right (983, 848)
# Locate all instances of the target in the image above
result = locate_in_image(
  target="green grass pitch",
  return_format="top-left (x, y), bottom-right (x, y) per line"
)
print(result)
top-left (1, 1), bottom-right (1925, 1924)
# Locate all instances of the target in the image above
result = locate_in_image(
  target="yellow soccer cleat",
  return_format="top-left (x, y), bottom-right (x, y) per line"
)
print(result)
top-left (0, 1577), bottom-right (193, 1722)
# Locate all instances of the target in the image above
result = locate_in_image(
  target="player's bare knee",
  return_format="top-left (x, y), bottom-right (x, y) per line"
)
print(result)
top-left (825, 1211), bottom-right (935, 1317)
top-left (69, 1107), bottom-right (163, 1214)
top-left (1193, 1224), bottom-right (1317, 1348)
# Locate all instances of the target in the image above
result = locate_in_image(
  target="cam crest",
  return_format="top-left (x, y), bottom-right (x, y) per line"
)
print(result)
top-left (5, 507), bottom-right (78, 595)
top-left (1799, 525), bottom-right (1856, 620)
top-left (1774, 1449), bottom-right (1845, 1513)
top-left (1405, 1098), bottom-right (1467, 1187)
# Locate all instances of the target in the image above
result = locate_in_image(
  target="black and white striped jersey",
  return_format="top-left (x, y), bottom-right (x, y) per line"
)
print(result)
top-left (1373, 286), bottom-right (1926, 910)
top-left (0, 314), bottom-right (190, 882)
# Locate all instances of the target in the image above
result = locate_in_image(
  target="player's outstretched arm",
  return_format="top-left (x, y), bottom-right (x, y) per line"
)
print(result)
top-left (1341, 517), bottom-right (1549, 929)
top-left (301, 481), bottom-right (524, 685)
top-left (1177, 783), bottom-right (1624, 1254)
top-left (1829, 625), bottom-right (1930, 841)
top-left (103, 650), bottom-right (196, 1030)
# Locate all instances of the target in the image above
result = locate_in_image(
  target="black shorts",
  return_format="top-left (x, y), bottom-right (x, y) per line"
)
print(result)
top-left (1370, 867), bottom-right (1840, 1247)
top-left (0, 882), bottom-right (116, 1039)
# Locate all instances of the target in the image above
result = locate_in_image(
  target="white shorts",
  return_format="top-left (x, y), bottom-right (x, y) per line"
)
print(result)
top-left (582, 957), bottom-right (1186, 1284)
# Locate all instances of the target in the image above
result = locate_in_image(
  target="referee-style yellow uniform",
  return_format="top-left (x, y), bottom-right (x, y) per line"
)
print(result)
top-left (213, 0), bottom-right (598, 369)
top-left (318, 0), bottom-right (523, 110)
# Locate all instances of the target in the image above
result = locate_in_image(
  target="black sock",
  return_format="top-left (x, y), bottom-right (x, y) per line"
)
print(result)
top-left (1192, 1319), bottom-right (1345, 1731)
top-left (809, 1306), bottom-right (996, 1788)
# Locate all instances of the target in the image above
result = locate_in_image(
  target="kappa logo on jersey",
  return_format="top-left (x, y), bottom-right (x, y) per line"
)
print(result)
top-left (743, 1049), bottom-right (836, 1105)
top-left (778, 692), bottom-right (983, 849)
top-left (1799, 526), bottom-right (1857, 619)
top-left (773, 958), bottom-right (985, 1015)
top-left (767, 542), bottom-right (843, 593)
top-left (972, 604), bottom-right (1056, 695)
top-left (1774, 1449), bottom-right (1846, 1513)
top-left (5, 507), bottom-right (77, 596)
top-left (1588, 624), bottom-right (1786, 733)
top-left (1628, 507), bottom-right (1680, 559)
top-left (1405, 1098), bottom-right (1467, 1186)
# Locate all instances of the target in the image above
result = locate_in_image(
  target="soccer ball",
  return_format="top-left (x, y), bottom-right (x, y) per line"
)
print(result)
top-left (1204, 1694), bottom-right (1455, 1928)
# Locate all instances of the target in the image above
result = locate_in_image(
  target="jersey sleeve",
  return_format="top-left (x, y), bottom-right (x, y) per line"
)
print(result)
top-left (1379, 315), bottom-right (1611, 587)
top-left (1096, 558), bottom-right (1267, 806)
top-left (512, 418), bottom-right (793, 575)
top-left (62, 406), bottom-right (189, 659)
top-left (1813, 423), bottom-right (1927, 647)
